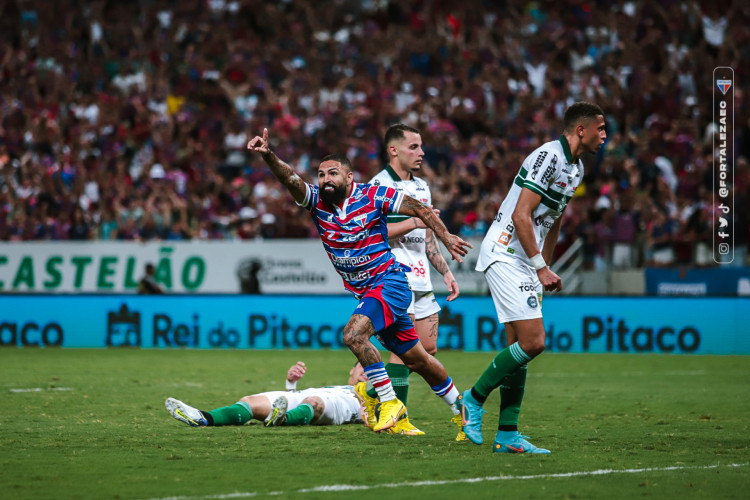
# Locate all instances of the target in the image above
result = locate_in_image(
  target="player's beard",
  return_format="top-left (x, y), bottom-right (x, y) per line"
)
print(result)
top-left (320, 183), bottom-right (348, 206)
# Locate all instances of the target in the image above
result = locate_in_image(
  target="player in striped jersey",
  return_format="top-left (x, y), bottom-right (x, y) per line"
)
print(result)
top-left (248, 128), bottom-right (471, 435)
top-left (461, 102), bottom-right (606, 454)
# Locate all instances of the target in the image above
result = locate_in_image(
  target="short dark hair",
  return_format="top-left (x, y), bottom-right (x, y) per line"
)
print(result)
top-left (384, 123), bottom-right (420, 146)
top-left (563, 102), bottom-right (605, 132)
top-left (320, 153), bottom-right (353, 171)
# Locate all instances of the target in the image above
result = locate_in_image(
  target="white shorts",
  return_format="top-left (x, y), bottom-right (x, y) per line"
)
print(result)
top-left (484, 260), bottom-right (543, 324)
top-left (407, 290), bottom-right (441, 320)
top-left (257, 386), bottom-right (362, 426)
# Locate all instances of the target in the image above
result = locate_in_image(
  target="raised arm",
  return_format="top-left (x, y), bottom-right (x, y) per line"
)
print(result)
top-left (397, 195), bottom-right (472, 262)
top-left (285, 361), bottom-right (307, 391)
top-left (247, 128), bottom-right (307, 204)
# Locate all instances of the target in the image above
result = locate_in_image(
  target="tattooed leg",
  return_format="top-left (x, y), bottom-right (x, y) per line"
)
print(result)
top-left (342, 314), bottom-right (382, 367)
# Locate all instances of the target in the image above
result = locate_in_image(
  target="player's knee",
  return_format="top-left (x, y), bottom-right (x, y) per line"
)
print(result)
top-left (520, 338), bottom-right (545, 358)
top-left (342, 328), bottom-right (357, 348)
top-left (302, 397), bottom-right (325, 419)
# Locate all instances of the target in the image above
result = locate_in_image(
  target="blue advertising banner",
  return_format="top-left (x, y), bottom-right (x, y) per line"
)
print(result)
top-left (0, 296), bottom-right (747, 354)
top-left (645, 267), bottom-right (750, 296)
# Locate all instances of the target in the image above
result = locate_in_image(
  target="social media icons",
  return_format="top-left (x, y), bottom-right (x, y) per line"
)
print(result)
top-left (713, 67), bottom-right (734, 264)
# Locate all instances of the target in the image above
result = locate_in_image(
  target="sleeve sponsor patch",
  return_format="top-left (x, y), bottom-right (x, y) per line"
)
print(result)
top-left (530, 151), bottom-right (548, 179)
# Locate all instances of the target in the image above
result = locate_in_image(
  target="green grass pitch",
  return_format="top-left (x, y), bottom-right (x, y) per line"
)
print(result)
top-left (1, 349), bottom-right (748, 499)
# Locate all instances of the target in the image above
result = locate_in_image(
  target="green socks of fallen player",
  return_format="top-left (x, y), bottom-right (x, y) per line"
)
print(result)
top-left (472, 342), bottom-right (532, 401)
top-left (283, 402), bottom-right (314, 426)
top-left (206, 401), bottom-right (252, 426)
top-left (366, 363), bottom-right (410, 404)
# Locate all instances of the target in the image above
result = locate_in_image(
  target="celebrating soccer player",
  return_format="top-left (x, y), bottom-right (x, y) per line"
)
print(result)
top-left (247, 128), bottom-right (471, 435)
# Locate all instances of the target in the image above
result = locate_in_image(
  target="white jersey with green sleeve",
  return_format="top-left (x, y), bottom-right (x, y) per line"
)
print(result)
top-left (476, 136), bottom-right (583, 271)
top-left (370, 165), bottom-right (433, 291)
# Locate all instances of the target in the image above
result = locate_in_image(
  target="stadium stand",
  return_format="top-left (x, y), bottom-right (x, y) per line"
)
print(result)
top-left (1, 0), bottom-right (748, 268)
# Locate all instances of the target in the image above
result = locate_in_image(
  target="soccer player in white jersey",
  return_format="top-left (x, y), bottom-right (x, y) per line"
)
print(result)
top-left (165, 361), bottom-right (368, 428)
top-left (367, 124), bottom-right (463, 439)
top-left (460, 102), bottom-right (606, 453)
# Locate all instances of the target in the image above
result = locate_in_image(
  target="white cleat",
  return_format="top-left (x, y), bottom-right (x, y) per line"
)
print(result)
top-left (265, 395), bottom-right (289, 427)
top-left (165, 397), bottom-right (207, 427)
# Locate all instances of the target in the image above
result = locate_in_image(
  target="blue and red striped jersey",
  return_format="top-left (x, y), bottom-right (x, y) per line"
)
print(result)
top-left (298, 182), bottom-right (410, 296)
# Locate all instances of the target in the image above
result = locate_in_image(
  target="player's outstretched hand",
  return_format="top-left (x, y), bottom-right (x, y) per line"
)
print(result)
top-left (247, 128), bottom-right (270, 154)
top-left (444, 234), bottom-right (472, 263)
top-left (287, 361), bottom-right (306, 382)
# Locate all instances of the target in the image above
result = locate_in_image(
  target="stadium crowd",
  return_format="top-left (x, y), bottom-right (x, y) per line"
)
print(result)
top-left (1, 0), bottom-right (748, 268)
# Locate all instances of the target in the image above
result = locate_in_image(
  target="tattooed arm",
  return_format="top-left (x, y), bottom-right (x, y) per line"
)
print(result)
top-left (247, 128), bottom-right (307, 204)
top-left (397, 194), bottom-right (472, 262)
top-left (425, 229), bottom-right (460, 301)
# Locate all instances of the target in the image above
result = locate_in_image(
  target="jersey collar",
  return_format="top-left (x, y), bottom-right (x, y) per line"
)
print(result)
top-left (385, 163), bottom-right (412, 181)
top-left (558, 135), bottom-right (574, 163)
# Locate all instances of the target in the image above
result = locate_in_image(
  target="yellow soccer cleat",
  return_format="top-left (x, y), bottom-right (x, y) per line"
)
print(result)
top-left (372, 398), bottom-right (406, 432)
top-left (451, 414), bottom-right (467, 441)
top-left (386, 413), bottom-right (425, 436)
top-left (353, 382), bottom-right (378, 429)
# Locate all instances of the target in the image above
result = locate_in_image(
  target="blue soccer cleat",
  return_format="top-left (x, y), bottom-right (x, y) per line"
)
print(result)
top-left (493, 432), bottom-right (551, 454)
top-left (459, 389), bottom-right (486, 445)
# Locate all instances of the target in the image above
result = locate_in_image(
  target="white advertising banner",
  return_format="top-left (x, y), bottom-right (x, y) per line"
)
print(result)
top-left (0, 241), bottom-right (341, 294)
top-left (0, 238), bottom-right (488, 295)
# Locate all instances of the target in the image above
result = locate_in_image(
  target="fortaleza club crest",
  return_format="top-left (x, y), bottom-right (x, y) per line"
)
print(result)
top-left (352, 214), bottom-right (367, 228)
top-left (717, 79), bottom-right (732, 95)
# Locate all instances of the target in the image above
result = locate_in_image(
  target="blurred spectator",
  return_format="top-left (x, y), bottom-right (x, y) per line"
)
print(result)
top-left (138, 263), bottom-right (164, 295)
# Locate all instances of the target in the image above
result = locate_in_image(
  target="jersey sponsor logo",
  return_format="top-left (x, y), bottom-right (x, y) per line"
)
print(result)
top-left (326, 228), bottom-right (371, 242)
top-left (341, 270), bottom-right (370, 281)
top-left (328, 251), bottom-right (372, 266)
top-left (498, 231), bottom-right (511, 245)
top-left (534, 216), bottom-right (554, 229)
top-left (401, 236), bottom-right (425, 244)
top-left (373, 194), bottom-right (392, 202)
top-left (530, 151), bottom-right (548, 179)
top-left (539, 156), bottom-right (557, 186)
top-left (373, 179), bottom-right (381, 186)
top-left (556, 180), bottom-right (567, 188)
top-left (494, 210), bottom-right (503, 223)
top-left (518, 281), bottom-right (536, 292)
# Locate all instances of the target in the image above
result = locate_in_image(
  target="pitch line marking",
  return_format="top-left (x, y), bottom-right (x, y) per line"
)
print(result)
top-left (142, 462), bottom-right (749, 500)
top-left (8, 387), bottom-right (73, 393)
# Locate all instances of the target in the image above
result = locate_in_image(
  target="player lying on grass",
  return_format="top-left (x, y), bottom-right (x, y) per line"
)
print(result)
top-left (166, 361), bottom-right (366, 428)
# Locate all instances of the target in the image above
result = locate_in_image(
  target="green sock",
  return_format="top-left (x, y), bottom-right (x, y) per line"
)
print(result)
top-left (498, 364), bottom-right (527, 428)
top-left (207, 401), bottom-right (252, 426)
top-left (284, 403), bottom-right (314, 426)
top-left (473, 343), bottom-right (532, 400)
top-left (366, 363), bottom-right (411, 404)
